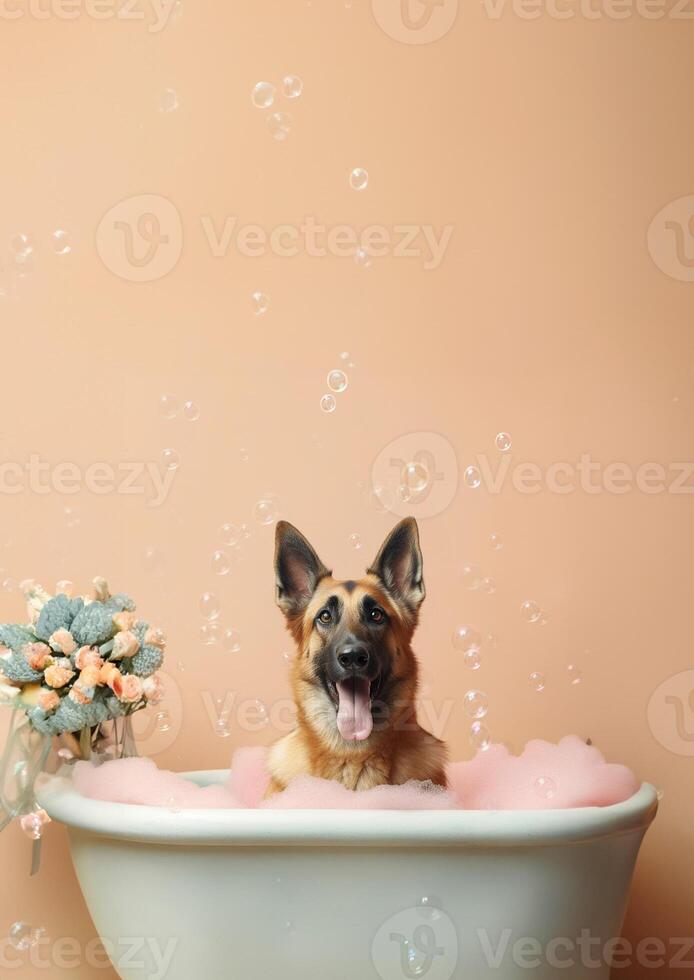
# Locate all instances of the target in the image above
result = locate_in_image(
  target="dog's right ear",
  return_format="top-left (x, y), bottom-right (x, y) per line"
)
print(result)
top-left (274, 521), bottom-right (330, 618)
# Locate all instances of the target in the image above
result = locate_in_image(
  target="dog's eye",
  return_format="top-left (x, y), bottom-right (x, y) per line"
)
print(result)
top-left (369, 607), bottom-right (385, 624)
top-left (318, 609), bottom-right (332, 625)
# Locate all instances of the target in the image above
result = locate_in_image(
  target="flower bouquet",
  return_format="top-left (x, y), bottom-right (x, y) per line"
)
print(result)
top-left (0, 577), bottom-right (167, 869)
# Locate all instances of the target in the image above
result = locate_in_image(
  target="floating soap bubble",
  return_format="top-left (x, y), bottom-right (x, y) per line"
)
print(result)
top-left (282, 74), bottom-right (303, 99)
top-left (340, 351), bottom-right (350, 361)
top-left (182, 400), bottom-right (200, 422)
top-left (159, 394), bottom-right (179, 419)
top-left (320, 393), bottom-right (336, 413)
top-left (417, 896), bottom-right (443, 921)
top-left (402, 461), bottom-right (429, 494)
top-left (488, 533), bottom-right (503, 550)
top-left (211, 549), bottom-right (231, 576)
top-left (55, 579), bottom-right (74, 596)
top-left (485, 632), bottom-right (499, 649)
top-left (462, 689), bottom-right (488, 719)
top-left (251, 81), bottom-right (275, 108)
top-left (348, 532), bottom-right (362, 550)
top-left (240, 523), bottom-right (252, 539)
top-left (534, 776), bottom-right (556, 800)
top-left (529, 671), bottom-right (545, 692)
top-left (253, 699), bottom-right (269, 726)
top-left (396, 484), bottom-right (412, 503)
top-left (219, 523), bottom-right (241, 547)
top-left (10, 234), bottom-right (33, 260)
top-left (162, 448), bottom-right (180, 470)
top-left (463, 649), bottom-right (482, 670)
top-left (239, 447), bottom-right (249, 462)
top-left (567, 664), bottom-right (583, 685)
top-left (156, 88), bottom-right (179, 112)
top-left (200, 622), bottom-right (221, 646)
top-left (267, 111), bottom-right (292, 141)
top-left (214, 718), bottom-right (231, 738)
top-left (63, 506), bottom-right (80, 529)
top-left (354, 247), bottom-right (371, 268)
top-left (470, 721), bottom-right (491, 751)
top-left (222, 628), bottom-right (241, 653)
top-left (143, 545), bottom-right (164, 572)
top-left (460, 563), bottom-right (482, 590)
top-left (19, 808), bottom-right (50, 841)
top-left (520, 600), bottom-right (542, 623)
top-left (481, 576), bottom-right (496, 594)
top-left (253, 498), bottom-right (279, 525)
top-left (51, 229), bottom-right (72, 255)
top-left (252, 291), bottom-right (269, 316)
top-left (9, 922), bottom-right (44, 951)
top-left (327, 369), bottom-right (348, 393)
top-left (463, 465), bottom-right (481, 488)
top-left (369, 484), bottom-right (394, 514)
top-left (57, 747), bottom-right (75, 762)
top-left (2, 578), bottom-right (15, 593)
top-left (349, 168), bottom-right (369, 191)
top-left (199, 592), bottom-right (220, 621)
top-left (156, 710), bottom-right (172, 733)
top-left (452, 626), bottom-right (482, 655)
top-left (495, 432), bottom-right (512, 452)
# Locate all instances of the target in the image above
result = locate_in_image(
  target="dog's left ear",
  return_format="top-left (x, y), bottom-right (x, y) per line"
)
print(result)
top-left (368, 517), bottom-right (425, 613)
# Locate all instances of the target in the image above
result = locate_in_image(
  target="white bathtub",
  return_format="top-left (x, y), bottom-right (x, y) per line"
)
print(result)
top-left (39, 771), bottom-right (657, 980)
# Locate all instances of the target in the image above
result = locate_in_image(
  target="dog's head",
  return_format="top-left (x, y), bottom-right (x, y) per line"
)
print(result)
top-left (274, 518), bottom-right (425, 745)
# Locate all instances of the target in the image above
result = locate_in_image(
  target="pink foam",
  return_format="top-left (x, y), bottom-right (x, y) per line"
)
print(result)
top-left (69, 736), bottom-right (640, 812)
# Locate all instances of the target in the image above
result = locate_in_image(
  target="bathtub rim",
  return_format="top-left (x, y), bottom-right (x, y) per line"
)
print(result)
top-left (37, 770), bottom-right (658, 848)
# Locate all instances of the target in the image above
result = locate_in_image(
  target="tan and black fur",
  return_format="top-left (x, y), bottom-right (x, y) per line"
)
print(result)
top-left (267, 518), bottom-right (447, 795)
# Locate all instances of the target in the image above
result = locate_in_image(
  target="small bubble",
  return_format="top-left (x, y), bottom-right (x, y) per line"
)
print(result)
top-left (156, 87), bottom-right (179, 112)
top-left (159, 394), bottom-right (179, 419)
top-left (369, 484), bottom-right (394, 514)
top-left (354, 247), bottom-right (371, 268)
top-left (327, 369), bottom-right (348, 393)
top-left (481, 576), bottom-right (496, 594)
top-left (520, 600), bottom-right (542, 623)
top-left (452, 626), bottom-right (481, 655)
top-left (251, 81), bottom-right (276, 108)
top-left (401, 461), bottom-right (429, 494)
top-left (252, 291), bottom-right (270, 316)
top-left (253, 498), bottom-right (279, 526)
top-left (348, 532), bottom-right (362, 550)
top-left (567, 664), bottom-right (583, 685)
top-left (267, 111), bottom-right (292, 141)
top-left (240, 523), bottom-right (252, 539)
top-left (211, 550), bottom-right (231, 576)
top-left (470, 721), bottom-right (491, 751)
top-left (10, 233), bottom-right (33, 259)
top-left (51, 229), bottom-right (72, 255)
top-left (143, 545), bottom-right (164, 572)
top-left (239, 448), bottom-right (249, 462)
top-left (199, 592), bottom-right (220, 621)
top-left (488, 533), bottom-right (503, 551)
top-left (176, 660), bottom-right (186, 672)
top-left (166, 796), bottom-right (181, 814)
top-left (156, 710), bottom-right (172, 733)
top-left (19, 808), bottom-right (50, 841)
top-left (253, 699), bottom-right (269, 725)
top-left (463, 465), bottom-right (481, 488)
top-left (485, 632), bottom-right (499, 649)
top-left (320, 393), bottom-right (336, 414)
top-left (281, 74), bottom-right (303, 99)
top-left (63, 506), bottom-right (80, 529)
top-left (214, 718), bottom-right (231, 738)
top-left (219, 523), bottom-right (241, 547)
top-left (535, 776), bottom-right (556, 800)
top-left (57, 747), bottom-right (75, 762)
top-left (656, 787), bottom-right (664, 801)
top-left (417, 896), bottom-right (442, 921)
top-left (281, 650), bottom-right (292, 665)
top-left (2, 578), bottom-right (15, 593)
top-left (460, 563), bottom-right (482, 590)
top-left (463, 649), bottom-right (482, 670)
top-left (162, 448), bottom-right (180, 470)
top-left (182, 400), bottom-right (200, 422)
top-left (201, 621), bottom-right (222, 646)
top-left (339, 351), bottom-right (350, 361)
top-left (529, 671), bottom-right (545, 692)
top-left (349, 167), bottom-right (369, 191)
top-left (495, 432), bottom-right (512, 452)
top-left (463, 689), bottom-right (488, 719)
top-left (9, 922), bottom-right (44, 952)
top-left (396, 485), bottom-right (412, 503)
top-left (222, 628), bottom-right (241, 653)
top-left (55, 579), bottom-right (74, 596)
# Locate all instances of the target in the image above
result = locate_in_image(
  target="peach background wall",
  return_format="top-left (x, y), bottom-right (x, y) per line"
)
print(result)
top-left (1, 0), bottom-right (693, 977)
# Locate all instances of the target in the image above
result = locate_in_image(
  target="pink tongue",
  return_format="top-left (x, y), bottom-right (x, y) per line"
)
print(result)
top-left (336, 678), bottom-right (373, 741)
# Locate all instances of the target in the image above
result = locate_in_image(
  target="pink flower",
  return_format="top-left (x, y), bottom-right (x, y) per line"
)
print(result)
top-left (101, 664), bottom-right (123, 697)
top-left (119, 674), bottom-right (143, 704)
top-left (145, 627), bottom-right (166, 648)
top-left (38, 689), bottom-right (60, 712)
top-left (113, 611), bottom-right (137, 631)
top-left (75, 646), bottom-right (103, 670)
top-left (78, 666), bottom-right (101, 688)
top-left (44, 665), bottom-right (74, 689)
top-left (142, 674), bottom-right (164, 704)
top-left (22, 642), bottom-right (52, 671)
top-left (49, 629), bottom-right (77, 656)
top-left (111, 630), bottom-right (140, 660)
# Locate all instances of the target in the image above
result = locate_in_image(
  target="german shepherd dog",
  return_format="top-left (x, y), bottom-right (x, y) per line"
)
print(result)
top-left (266, 517), bottom-right (447, 795)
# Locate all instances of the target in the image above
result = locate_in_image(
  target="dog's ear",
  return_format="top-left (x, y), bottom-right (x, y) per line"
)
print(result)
top-left (274, 521), bottom-right (330, 618)
top-left (367, 517), bottom-right (425, 613)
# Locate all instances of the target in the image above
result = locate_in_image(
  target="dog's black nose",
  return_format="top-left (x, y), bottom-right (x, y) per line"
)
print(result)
top-left (337, 645), bottom-right (370, 671)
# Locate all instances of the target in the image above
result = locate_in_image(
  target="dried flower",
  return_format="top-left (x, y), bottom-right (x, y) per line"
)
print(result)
top-left (22, 643), bottom-right (52, 671)
top-left (75, 646), bottom-right (103, 671)
top-left (38, 689), bottom-right (60, 712)
top-left (119, 675), bottom-right (143, 704)
top-left (142, 674), bottom-right (164, 704)
top-left (49, 628), bottom-right (77, 656)
top-left (44, 665), bottom-right (75, 689)
top-left (111, 630), bottom-right (140, 660)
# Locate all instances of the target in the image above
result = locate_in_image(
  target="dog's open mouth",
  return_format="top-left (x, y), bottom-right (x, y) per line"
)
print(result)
top-left (335, 677), bottom-right (373, 742)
